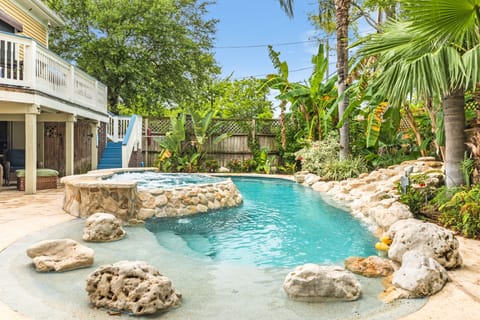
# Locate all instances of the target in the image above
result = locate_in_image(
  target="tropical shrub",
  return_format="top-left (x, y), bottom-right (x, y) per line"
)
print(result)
top-left (294, 134), bottom-right (339, 174)
top-left (226, 159), bottom-right (242, 172)
top-left (294, 134), bottom-right (367, 180)
top-left (439, 185), bottom-right (480, 238)
top-left (397, 173), bottom-right (437, 217)
top-left (320, 157), bottom-right (368, 181)
top-left (242, 159), bottom-right (257, 172)
top-left (203, 159), bottom-right (219, 173)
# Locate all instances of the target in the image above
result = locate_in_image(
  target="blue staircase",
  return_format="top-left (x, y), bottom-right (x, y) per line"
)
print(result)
top-left (98, 142), bottom-right (122, 169)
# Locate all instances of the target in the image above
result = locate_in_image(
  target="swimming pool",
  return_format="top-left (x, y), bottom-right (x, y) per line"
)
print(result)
top-left (146, 177), bottom-right (377, 267)
top-left (105, 172), bottom-right (226, 189)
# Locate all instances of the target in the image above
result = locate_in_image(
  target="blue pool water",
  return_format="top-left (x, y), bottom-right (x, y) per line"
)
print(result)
top-left (145, 177), bottom-right (377, 267)
top-left (106, 172), bottom-right (225, 189)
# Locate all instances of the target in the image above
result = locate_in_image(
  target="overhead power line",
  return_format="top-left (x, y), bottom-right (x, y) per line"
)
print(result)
top-left (214, 34), bottom-right (337, 49)
top-left (215, 40), bottom-right (316, 49)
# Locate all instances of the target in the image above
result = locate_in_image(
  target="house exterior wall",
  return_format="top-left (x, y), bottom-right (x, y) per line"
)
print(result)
top-left (0, 0), bottom-right (48, 46)
top-left (10, 121), bottom-right (24, 148)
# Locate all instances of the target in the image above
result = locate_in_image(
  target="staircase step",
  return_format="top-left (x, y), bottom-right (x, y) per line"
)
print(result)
top-left (99, 142), bottom-right (124, 169)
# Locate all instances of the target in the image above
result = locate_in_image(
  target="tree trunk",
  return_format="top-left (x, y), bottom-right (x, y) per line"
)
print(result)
top-left (443, 90), bottom-right (466, 188)
top-left (280, 100), bottom-right (287, 150)
top-left (336, 0), bottom-right (351, 160)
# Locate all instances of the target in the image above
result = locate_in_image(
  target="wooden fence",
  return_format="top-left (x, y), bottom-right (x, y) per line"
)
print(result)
top-left (141, 117), bottom-right (281, 167)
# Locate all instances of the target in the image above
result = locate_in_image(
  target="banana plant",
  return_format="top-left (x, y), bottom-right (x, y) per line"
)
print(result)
top-left (276, 44), bottom-right (338, 141)
top-left (155, 113), bottom-right (186, 171)
top-left (188, 107), bottom-right (231, 162)
top-left (260, 46), bottom-right (292, 150)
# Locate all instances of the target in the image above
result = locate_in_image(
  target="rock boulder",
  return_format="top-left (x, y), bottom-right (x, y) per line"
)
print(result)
top-left (370, 203), bottom-right (413, 230)
top-left (392, 250), bottom-right (449, 297)
top-left (344, 256), bottom-right (395, 278)
top-left (387, 219), bottom-right (462, 269)
top-left (83, 212), bottom-right (126, 242)
top-left (283, 264), bottom-right (361, 301)
top-left (26, 239), bottom-right (94, 272)
top-left (86, 260), bottom-right (181, 315)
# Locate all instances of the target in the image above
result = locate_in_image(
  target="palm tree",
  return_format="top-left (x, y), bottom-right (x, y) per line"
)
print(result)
top-left (335, 0), bottom-right (351, 160)
top-left (357, 0), bottom-right (480, 187)
top-left (279, 0), bottom-right (351, 159)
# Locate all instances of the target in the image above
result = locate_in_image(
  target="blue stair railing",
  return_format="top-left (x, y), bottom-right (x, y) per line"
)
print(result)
top-left (99, 113), bottom-right (142, 169)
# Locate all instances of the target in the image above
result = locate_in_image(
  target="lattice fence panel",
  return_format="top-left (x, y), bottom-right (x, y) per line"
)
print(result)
top-left (213, 119), bottom-right (251, 135)
top-left (256, 119), bottom-right (281, 135)
top-left (146, 118), bottom-right (171, 134)
top-left (145, 118), bottom-right (282, 136)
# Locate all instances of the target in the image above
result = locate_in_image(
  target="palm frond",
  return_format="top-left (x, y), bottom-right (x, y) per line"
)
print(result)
top-left (402, 0), bottom-right (480, 47)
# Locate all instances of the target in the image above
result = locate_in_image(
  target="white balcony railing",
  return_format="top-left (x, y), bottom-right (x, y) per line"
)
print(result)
top-left (108, 113), bottom-right (131, 142)
top-left (0, 32), bottom-right (107, 114)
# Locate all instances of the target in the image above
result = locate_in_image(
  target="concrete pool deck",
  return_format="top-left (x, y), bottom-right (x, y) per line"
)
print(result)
top-left (0, 187), bottom-right (479, 319)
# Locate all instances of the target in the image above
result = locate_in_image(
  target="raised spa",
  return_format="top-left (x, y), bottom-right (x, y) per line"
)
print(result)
top-left (61, 168), bottom-right (243, 221)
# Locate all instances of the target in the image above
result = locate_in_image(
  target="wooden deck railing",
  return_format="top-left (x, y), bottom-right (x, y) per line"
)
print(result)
top-left (0, 32), bottom-right (107, 114)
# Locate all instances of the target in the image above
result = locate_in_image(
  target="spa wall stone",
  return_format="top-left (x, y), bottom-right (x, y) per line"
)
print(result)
top-left (136, 180), bottom-right (243, 218)
top-left (62, 169), bottom-right (243, 222)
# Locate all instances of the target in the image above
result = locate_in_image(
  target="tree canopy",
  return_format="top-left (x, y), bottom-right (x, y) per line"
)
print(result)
top-left (45, 0), bottom-right (220, 114)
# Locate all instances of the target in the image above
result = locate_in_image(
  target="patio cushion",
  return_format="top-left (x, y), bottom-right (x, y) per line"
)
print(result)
top-left (16, 169), bottom-right (59, 177)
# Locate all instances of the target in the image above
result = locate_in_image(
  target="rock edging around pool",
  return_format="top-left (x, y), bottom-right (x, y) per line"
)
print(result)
top-left (61, 168), bottom-right (243, 222)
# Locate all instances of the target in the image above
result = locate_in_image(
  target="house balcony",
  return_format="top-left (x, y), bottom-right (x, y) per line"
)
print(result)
top-left (0, 31), bottom-right (108, 120)
top-left (0, 31), bottom-right (109, 194)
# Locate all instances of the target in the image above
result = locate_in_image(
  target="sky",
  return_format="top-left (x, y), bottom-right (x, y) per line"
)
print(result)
top-left (207, 1), bottom-right (327, 84)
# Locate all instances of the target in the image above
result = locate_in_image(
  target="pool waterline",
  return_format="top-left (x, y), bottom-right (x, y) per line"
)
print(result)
top-left (146, 176), bottom-right (378, 267)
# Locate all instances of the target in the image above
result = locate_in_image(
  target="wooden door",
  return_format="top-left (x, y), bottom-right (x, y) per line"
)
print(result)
top-left (44, 122), bottom-right (65, 176)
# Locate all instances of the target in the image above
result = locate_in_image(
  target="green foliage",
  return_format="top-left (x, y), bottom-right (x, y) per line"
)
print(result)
top-left (242, 159), bottom-right (257, 173)
top-left (203, 159), bottom-right (219, 173)
top-left (294, 134), bottom-right (367, 180)
top-left (155, 114), bottom-right (186, 171)
top-left (278, 161), bottom-right (297, 174)
top-left (255, 148), bottom-right (275, 174)
top-left (188, 108), bottom-right (231, 162)
top-left (295, 135), bottom-right (340, 174)
top-left (204, 78), bottom-right (273, 119)
top-left (320, 157), bottom-right (368, 181)
top-left (364, 149), bottom-right (417, 169)
top-left (439, 185), bottom-right (480, 238)
top-left (46, 0), bottom-right (219, 113)
top-left (398, 174), bottom-right (437, 217)
top-left (155, 110), bottom-right (229, 172)
top-left (226, 159), bottom-right (242, 173)
top-left (461, 152), bottom-right (476, 187)
top-left (177, 153), bottom-right (200, 173)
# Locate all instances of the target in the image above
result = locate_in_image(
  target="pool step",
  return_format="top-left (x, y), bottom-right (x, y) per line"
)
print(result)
top-left (98, 142), bottom-right (122, 169)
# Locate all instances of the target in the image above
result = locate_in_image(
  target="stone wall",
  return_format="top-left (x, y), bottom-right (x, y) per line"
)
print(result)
top-left (62, 169), bottom-right (243, 222)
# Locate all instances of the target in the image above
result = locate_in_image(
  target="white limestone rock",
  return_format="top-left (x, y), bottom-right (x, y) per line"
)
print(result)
top-left (86, 260), bottom-right (181, 315)
top-left (387, 219), bottom-right (462, 269)
top-left (392, 250), bottom-right (449, 297)
top-left (369, 202), bottom-right (413, 230)
top-left (26, 239), bottom-right (94, 272)
top-left (293, 171), bottom-right (309, 183)
top-left (83, 212), bottom-right (126, 242)
top-left (303, 174), bottom-right (321, 186)
top-left (283, 264), bottom-right (361, 301)
top-left (217, 166), bottom-right (230, 173)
